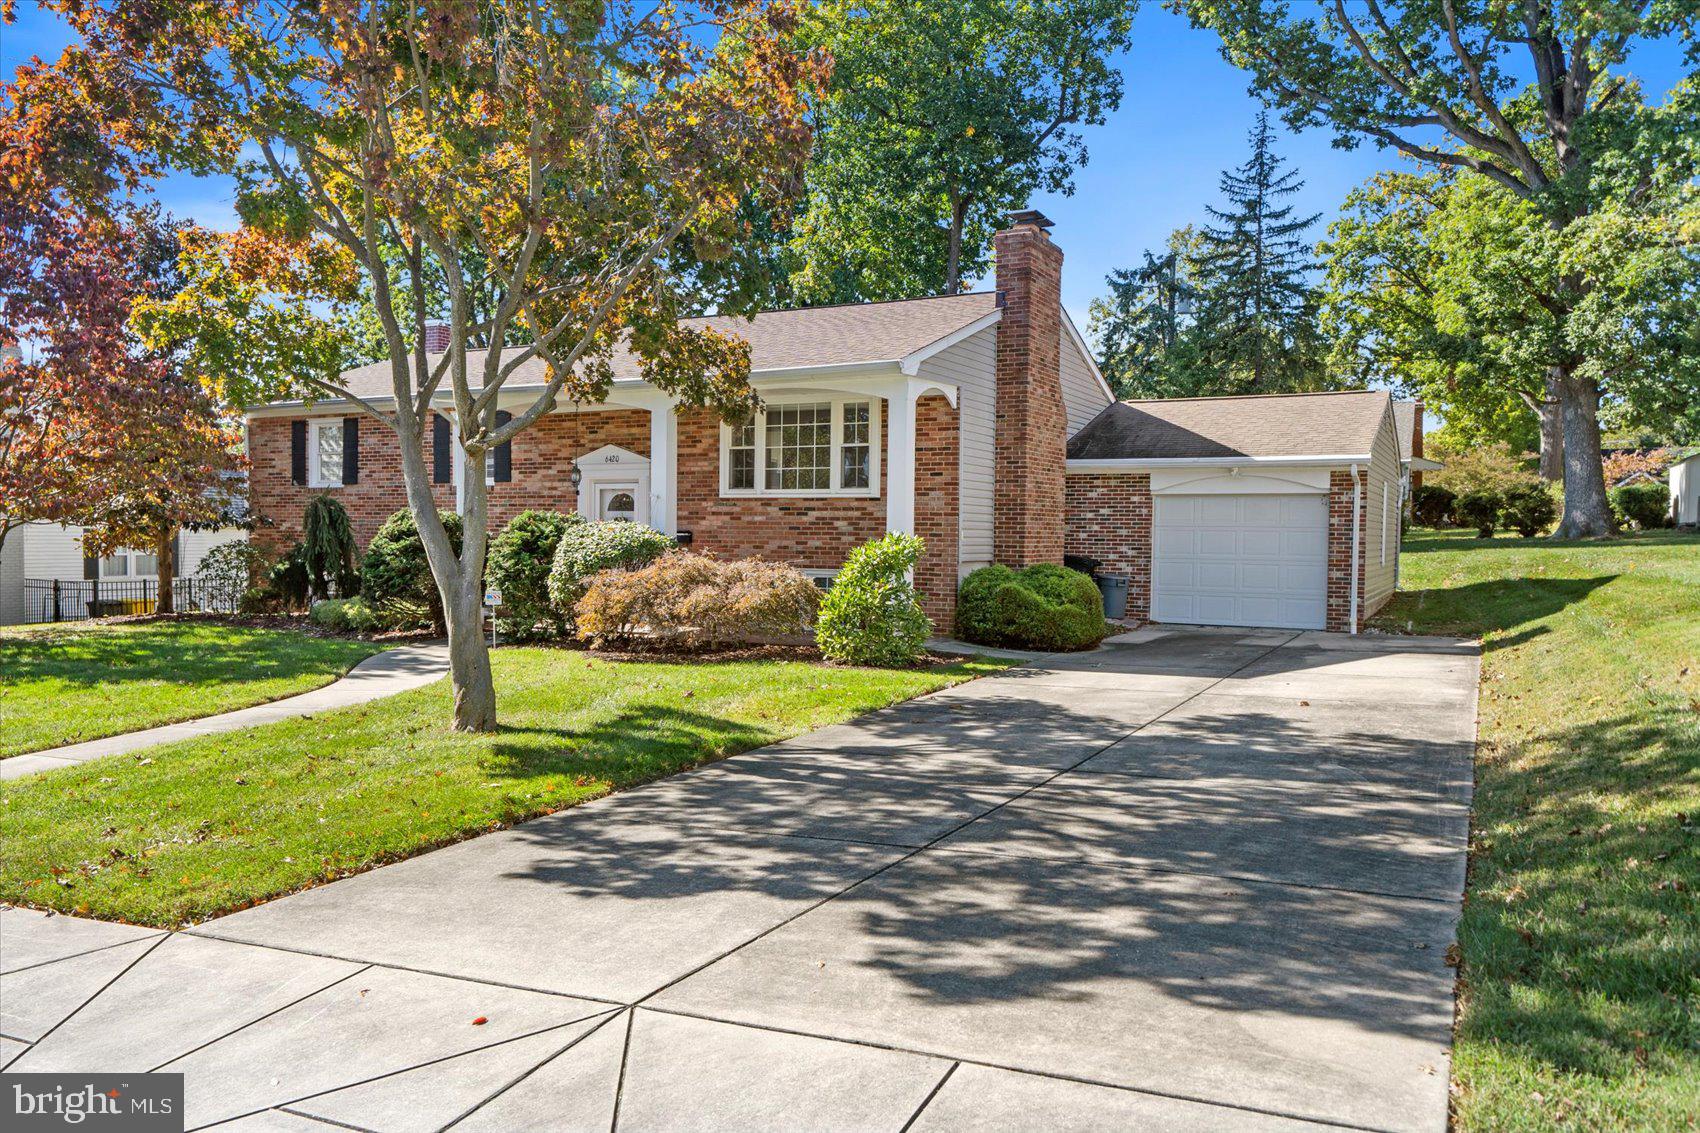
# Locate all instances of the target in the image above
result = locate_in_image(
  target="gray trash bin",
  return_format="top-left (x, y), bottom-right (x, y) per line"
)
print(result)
top-left (1095, 573), bottom-right (1129, 620)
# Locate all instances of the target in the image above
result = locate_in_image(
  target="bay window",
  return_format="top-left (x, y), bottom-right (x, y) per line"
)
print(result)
top-left (721, 397), bottom-right (880, 497)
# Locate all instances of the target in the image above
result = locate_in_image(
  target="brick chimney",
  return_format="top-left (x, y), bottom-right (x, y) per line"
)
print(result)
top-left (423, 322), bottom-right (451, 352)
top-left (992, 210), bottom-right (1067, 566)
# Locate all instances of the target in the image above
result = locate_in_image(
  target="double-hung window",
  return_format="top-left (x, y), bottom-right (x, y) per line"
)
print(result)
top-left (721, 398), bottom-right (880, 497)
top-left (310, 421), bottom-right (344, 488)
top-left (99, 550), bottom-right (158, 578)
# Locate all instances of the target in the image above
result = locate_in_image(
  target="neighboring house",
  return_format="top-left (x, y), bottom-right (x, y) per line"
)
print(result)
top-left (0, 523), bottom-right (248, 625)
top-left (244, 212), bottom-right (1406, 633)
top-left (1671, 452), bottom-right (1700, 526)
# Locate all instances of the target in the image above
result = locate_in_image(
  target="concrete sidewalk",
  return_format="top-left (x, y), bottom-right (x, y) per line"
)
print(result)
top-left (0, 643), bottom-right (450, 781)
top-left (1, 630), bottom-right (1478, 1131)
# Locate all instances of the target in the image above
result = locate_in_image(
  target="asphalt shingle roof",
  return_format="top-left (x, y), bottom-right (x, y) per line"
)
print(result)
top-left (1066, 390), bottom-right (1392, 462)
top-left (326, 292), bottom-right (1001, 403)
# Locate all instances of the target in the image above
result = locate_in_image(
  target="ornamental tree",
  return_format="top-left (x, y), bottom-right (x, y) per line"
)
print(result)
top-left (1173, 0), bottom-right (1700, 536)
top-left (56, 0), bottom-right (825, 730)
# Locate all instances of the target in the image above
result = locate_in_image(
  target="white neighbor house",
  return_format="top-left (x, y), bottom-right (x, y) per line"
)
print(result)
top-left (0, 524), bottom-right (249, 626)
top-left (1671, 452), bottom-right (1700, 526)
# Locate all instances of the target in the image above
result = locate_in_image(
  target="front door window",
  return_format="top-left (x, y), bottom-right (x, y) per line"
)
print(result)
top-left (598, 487), bottom-right (637, 522)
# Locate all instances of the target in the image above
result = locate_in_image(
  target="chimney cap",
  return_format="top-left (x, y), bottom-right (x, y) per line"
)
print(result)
top-left (1007, 209), bottom-right (1054, 230)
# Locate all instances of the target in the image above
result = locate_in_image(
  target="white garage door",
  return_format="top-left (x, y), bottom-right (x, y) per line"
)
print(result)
top-left (1152, 494), bottom-right (1328, 630)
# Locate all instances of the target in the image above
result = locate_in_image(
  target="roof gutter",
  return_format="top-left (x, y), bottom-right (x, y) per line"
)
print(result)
top-left (1066, 454), bottom-right (1373, 472)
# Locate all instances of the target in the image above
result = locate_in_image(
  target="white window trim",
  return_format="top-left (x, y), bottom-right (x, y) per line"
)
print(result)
top-left (309, 420), bottom-right (344, 489)
top-left (718, 395), bottom-right (882, 499)
top-left (99, 549), bottom-right (158, 580)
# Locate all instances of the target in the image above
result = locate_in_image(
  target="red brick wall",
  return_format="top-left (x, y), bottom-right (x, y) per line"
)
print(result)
top-left (674, 407), bottom-right (887, 568)
top-left (1064, 472), bottom-right (1151, 623)
top-left (248, 409), bottom-right (649, 556)
top-left (248, 414), bottom-right (452, 556)
top-left (992, 222), bottom-right (1067, 567)
top-left (1326, 470), bottom-right (1367, 633)
top-left (914, 395), bottom-right (960, 626)
top-left (486, 409), bottom-right (648, 529)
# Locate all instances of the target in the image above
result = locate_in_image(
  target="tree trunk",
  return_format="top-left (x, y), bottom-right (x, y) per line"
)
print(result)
top-left (943, 191), bottom-right (967, 295)
top-left (1537, 369), bottom-right (1565, 482)
top-left (155, 530), bottom-right (176, 615)
top-left (444, 567), bottom-right (496, 732)
top-left (1552, 370), bottom-right (1614, 539)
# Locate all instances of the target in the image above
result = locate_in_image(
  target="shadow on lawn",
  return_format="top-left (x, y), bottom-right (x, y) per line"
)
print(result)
top-left (1377, 574), bottom-right (1616, 639)
top-left (488, 647), bottom-right (1468, 1043)
top-left (1458, 704), bottom-right (1700, 1078)
top-left (0, 622), bottom-right (371, 690)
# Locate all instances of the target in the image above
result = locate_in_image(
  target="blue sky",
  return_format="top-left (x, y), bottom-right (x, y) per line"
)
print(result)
top-left (4, 2), bottom-right (1691, 332)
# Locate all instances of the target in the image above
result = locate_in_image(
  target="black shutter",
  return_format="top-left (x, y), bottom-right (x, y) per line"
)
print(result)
top-left (83, 549), bottom-right (99, 580)
top-left (342, 417), bottom-right (360, 485)
top-left (493, 410), bottom-right (513, 483)
top-left (290, 420), bottom-right (308, 485)
top-left (433, 415), bottom-right (451, 483)
top-left (171, 532), bottom-right (182, 577)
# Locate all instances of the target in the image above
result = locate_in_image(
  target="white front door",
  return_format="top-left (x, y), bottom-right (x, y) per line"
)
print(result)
top-left (575, 444), bottom-right (651, 526)
top-left (1152, 493), bottom-right (1328, 630)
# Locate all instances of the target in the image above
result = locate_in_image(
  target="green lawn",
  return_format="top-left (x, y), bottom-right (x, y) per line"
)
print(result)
top-left (1374, 529), bottom-right (1700, 1132)
top-left (0, 648), bottom-right (1008, 925)
top-left (0, 621), bottom-right (383, 759)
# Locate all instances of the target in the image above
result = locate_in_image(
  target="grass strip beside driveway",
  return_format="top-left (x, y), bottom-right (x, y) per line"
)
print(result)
top-left (1377, 529), bottom-right (1700, 1132)
top-left (0, 621), bottom-right (384, 759)
top-left (0, 648), bottom-right (1010, 926)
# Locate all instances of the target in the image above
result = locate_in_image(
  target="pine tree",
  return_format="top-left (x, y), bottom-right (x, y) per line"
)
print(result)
top-left (1191, 112), bottom-right (1325, 391)
top-left (1089, 227), bottom-right (1208, 398)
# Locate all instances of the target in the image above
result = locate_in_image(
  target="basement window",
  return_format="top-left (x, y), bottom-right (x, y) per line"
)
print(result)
top-left (720, 397), bottom-right (881, 498)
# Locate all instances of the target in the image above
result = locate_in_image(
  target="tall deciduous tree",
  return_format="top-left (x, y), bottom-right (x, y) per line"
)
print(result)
top-left (55, 0), bottom-right (824, 730)
top-left (1172, 0), bottom-right (1700, 536)
top-left (792, 0), bottom-right (1136, 302)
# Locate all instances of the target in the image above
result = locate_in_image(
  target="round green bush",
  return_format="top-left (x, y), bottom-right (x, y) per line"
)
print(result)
top-left (1609, 482), bottom-right (1670, 530)
top-left (956, 562), bottom-right (1104, 651)
top-left (1499, 484), bottom-right (1557, 537)
top-left (1410, 484), bottom-right (1455, 527)
top-left (1454, 491), bottom-right (1502, 538)
top-left (815, 532), bottom-right (932, 666)
top-left (361, 508), bottom-right (464, 634)
top-left (308, 596), bottom-right (382, 633)
top-left (488, 510), bottom-right (582, 639)
top-left (546, 520), bottom-right (673, 619)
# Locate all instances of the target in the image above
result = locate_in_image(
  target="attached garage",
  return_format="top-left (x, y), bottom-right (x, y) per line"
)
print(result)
top-left (1063, 390), bottom-right (1407, 634)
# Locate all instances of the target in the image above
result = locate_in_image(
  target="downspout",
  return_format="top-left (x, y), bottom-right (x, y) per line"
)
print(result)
top-left (1349, 463), bottom-right (1363, 635)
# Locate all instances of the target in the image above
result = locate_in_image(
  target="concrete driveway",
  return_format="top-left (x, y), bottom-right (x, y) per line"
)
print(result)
top-left (1, 628), bottom-right (1478, 1132)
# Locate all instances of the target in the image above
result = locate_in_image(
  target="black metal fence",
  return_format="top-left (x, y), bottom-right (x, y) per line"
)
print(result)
top-left (22, 576), bottom-right (244, 623)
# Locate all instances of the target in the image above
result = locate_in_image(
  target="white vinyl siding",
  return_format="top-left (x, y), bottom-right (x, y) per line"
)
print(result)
top-left (1361, 405), bottom-right (1403, 616)
top-left (913, 324), bottom-right (998, 573)
top-left (0, 523), bottom-right (248, 625)
top-left (1059, 318), bottom-right (1114, 437)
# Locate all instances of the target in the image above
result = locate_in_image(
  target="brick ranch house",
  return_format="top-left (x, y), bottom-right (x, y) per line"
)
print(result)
top-left (246, 213), bottom-right (1414, 634)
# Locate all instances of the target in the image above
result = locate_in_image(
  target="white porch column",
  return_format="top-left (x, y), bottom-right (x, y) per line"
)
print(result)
top-left (647, 404), bottom-right (678, 534)
top-left (883, 382), bottom-right (916, 536)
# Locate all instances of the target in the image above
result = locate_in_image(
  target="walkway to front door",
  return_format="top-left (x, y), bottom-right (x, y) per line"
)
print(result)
top-left (1, 629), bottom-right (1478, 1132)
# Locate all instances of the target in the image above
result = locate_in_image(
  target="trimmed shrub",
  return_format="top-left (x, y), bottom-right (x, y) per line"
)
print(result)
top-left (815, 533), bottom-right (931, 666)
top-left (1499, 485), bottom-right (1557, 538)
top-left (1410, 484), bottom-right (1455, 528)
top-left (546, 520), bottom-right (673, 619)
top-left (575, 551), bottom-right (820, 649)
top-left (308, 596), bottom-right (383, 633)
top-left (1454, 490), bottom-right (1501, 538)
top-left (488, 510), bottom-right (581, 639)
top-left (957, 563), bottom-right (1105, 651)
top-left (238, 585), bottom-right (277, 615)
top-left (362, 508), bottom-right (463, 635)
top-left (1609, 482), bottom-right (1671, 530)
